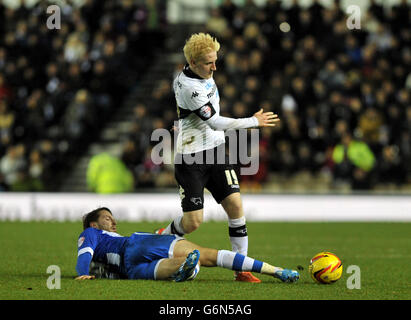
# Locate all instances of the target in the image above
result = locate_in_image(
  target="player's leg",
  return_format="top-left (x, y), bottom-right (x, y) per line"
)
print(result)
top-left (160, 209), bottom-right (203, 235)
top-left (173, 239), bottom-right (218, 267)
top-left (123, 233), bottom-right (199, 281)
top-left (173, 240), bottom-right (299, 283)
top-left (126, 255), bottom-right (200, 282)
top-left (207, 165), bottom-right (259, 282)
top-left (155, 252), bottom-right (200, 282)
top-left (206, 166), bottom-right (248, 256)
top-left (221, 193), bottom-right (262, 282)
top-left (159, 161), bottom-right (207, 236)
top-left (216, 249), bottom-right (299, 283)
top-left (155, 256), bottom-right (187, 279)
top-left (221, 192), bottom-right (248, 256)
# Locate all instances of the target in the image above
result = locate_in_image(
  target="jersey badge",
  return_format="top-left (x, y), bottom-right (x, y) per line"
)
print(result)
top-left (199, 105), bottom-right (212, 119)
top-left (78, 236), bottom-right (85, 247)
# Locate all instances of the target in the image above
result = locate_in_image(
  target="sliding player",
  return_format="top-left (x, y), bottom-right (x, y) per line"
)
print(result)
top-left (75, 207), bottom-right (299, 283)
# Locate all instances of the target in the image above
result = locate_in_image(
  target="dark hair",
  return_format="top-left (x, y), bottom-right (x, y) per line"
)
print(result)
top-left (82, 207), bottom-right (112, 230)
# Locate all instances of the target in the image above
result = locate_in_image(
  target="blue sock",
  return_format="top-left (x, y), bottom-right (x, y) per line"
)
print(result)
top-left (217, 250), bottom-right (263, 273)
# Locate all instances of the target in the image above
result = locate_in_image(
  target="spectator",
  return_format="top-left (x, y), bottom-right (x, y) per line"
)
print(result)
top-left (377, 145), bottom-right (405, 186)
top-left (357, 107), bottom-right (384, 149)
top-left (121, 139), bottom-right (141, 187)
top-left (220, 0), bottom-right (237, 26)
top-left (332, 133), bottom-right (376, 189)
top-left (64, 34), bottom-right (87, 63)
top-left (63, 89), bottom-right (95, 148)
top-left (0, 72), bottom-right (12, 101)
top-left (28, 149), bottom-right (44, 184)
top-left (10, 166), bottom-right (44, 192)
top-left (0, 144), bottom-right (26, 187)
top-left (87, 153), bottom-right (134, 194)
top-left (0, 100), bottom-right (14, 146)
top-left (151, 79), bottom-right (175, 116)
top-left (206, 8), bottom-right (228, 37)
top-left (369, 0), bottom-right (385, 23)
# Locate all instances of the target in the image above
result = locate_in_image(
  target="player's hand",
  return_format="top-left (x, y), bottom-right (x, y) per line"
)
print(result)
top-left (75, 275), bottom-right (96, 280)
top-left (253, 108), bottom-right (280, 127)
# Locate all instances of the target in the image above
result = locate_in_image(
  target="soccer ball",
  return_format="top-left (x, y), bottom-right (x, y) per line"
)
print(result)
top-left (308, 252), bottom-right (343, 284)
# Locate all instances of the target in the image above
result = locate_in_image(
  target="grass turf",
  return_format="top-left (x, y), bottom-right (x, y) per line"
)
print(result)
top-left (0, 221), bottom-right (410, 300)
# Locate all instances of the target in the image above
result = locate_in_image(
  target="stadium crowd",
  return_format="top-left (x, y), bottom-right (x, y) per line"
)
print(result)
top-left (1, 0), bottom-right (410, 193)
top-left (212, 0), bottom-right (411, 191)
top-left (120, 0), bottom-right (411, 192)
top-left (0, 0), bottom-right (167, 191)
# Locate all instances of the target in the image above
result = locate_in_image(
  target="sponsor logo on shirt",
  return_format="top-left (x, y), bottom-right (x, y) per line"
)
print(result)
top-left (199, 105), bottom-right (212, 119)
top-left (207, 84), bottom-right (217, 99)
top-left (78, 236), bottom-right (85, 247)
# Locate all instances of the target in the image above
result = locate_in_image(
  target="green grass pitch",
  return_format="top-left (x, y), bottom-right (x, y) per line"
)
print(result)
top-left (0, 221), bottom-right (410, 300)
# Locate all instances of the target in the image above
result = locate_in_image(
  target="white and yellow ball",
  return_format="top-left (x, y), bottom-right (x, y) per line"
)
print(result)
top-left (308, 252), bottom-right (343, 284)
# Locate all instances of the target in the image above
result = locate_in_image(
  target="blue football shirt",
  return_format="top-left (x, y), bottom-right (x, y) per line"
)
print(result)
top-left (76, 227), bottom-right (128, 276)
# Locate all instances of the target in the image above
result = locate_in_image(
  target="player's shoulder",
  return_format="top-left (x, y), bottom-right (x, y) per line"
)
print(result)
top-left (178, 76), bottom-right (210, 107)
top-left (79, 227), bottom-right (102, 238)
top-left (177, 72), bottom-right (207, 93)
top-left (101, 230), bottom-right (124, 238)
top-left (77, 228), bottom-right (101, 248)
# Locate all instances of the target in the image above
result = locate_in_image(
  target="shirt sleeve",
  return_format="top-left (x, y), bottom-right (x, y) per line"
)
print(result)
top-left (205, 113), bottom-right (259, 131)
top-left (191, 102), bottom-right (258, 130)
top-left (76, 254), bottom-right (92, 276)
top-left (181, 82), bottom-right (259, 130)
top-left (75, 228), bottom-right (99, 276)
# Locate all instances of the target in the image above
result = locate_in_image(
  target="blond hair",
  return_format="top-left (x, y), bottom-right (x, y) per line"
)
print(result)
top-left (183, 33), bottom-right (220, 65)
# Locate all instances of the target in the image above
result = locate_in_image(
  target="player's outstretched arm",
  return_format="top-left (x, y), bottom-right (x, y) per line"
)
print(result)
top-left (75, 275), bottom-right (96, 280)
top-left (253, 108), bottom-right (280, 127)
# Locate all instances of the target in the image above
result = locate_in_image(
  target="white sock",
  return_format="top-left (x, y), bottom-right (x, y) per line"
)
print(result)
top-left (216, 250), bottom-right (283, 276)
top-left (162, 216), bottom-right (185, 236)
top-left (228, 217), bottom-right (248, 256)
top-left (216, 250), bottom-right (263, 273)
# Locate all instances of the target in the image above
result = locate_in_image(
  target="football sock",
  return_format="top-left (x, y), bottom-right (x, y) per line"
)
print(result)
top-left (228, 217), bottom-right (248, 256)
top-left (261, 263), bottom-right (283, 276)
top-left (162, 216), bottom-right (185, 236)
top-left (216, 250), bottom-right (282, 275)
top-left (216, 250), bottom-right (263, 273)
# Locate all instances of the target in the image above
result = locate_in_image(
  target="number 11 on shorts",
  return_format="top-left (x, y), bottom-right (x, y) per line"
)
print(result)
top-left (225, 169), bottom-right (239, 186)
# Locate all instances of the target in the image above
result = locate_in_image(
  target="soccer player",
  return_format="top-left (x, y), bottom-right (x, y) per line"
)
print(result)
top-left (156, 33), bottom-right (280, 283)
top-left (75, 207), bottom-right (299, 283)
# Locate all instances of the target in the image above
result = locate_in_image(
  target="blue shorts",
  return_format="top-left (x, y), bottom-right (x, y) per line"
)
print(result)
top-left (123, 233), bottom-right (184, 280)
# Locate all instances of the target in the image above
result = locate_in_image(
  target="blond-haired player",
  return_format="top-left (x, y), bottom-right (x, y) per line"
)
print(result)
top-left (157, 33), bottom-right (280, 283)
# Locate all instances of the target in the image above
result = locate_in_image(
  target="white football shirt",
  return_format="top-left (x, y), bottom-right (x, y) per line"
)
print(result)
top-left (173, 65), bottom-right (258, 154)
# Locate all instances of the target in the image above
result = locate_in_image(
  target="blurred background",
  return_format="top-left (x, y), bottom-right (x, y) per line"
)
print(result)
top-left (0, 0), bottom-right (410, 196)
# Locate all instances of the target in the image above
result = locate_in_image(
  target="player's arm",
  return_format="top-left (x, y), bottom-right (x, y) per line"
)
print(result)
top-left (75, 275), bottom-right (95, 280)
top-left (182, 85), bottom-right (280, 130)
top-left (194, 103), bottom-right (279, 130)
top-left (75, 229), bottom-right (98, 279)
top-left (75, 254), bottom-right (95, 279)
top-left (252, 108), bottom-right (280, 127)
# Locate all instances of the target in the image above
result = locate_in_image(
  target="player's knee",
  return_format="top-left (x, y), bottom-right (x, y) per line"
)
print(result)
top-left (184, 219), bottom-right (202, 233)
top-left (182, 210), bottom-right (203, 233)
